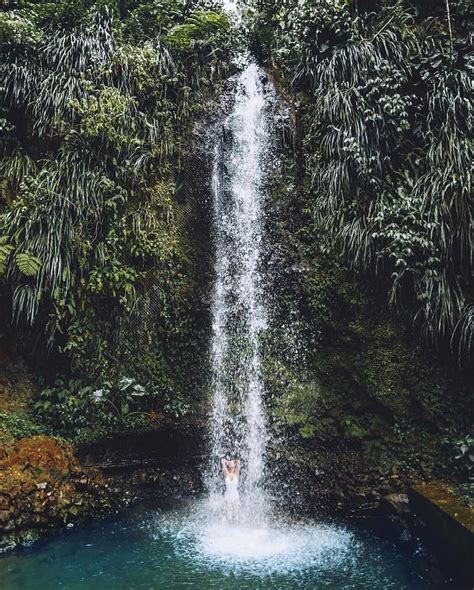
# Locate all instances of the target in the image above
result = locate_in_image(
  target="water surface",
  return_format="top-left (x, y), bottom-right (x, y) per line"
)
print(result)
top-left (0, 501), bottom-right (434, 589)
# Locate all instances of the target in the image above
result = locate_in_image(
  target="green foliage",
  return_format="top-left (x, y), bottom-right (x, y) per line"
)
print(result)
top-left (0, 10), bottom-right (43, 46)
top-left (168, 10), bottom-right (230, 50)
top-left (0, 411), bottom-right (45, 443)
top-left (34, 379), bottom-right (100, 435)
top-left (0, 239), bottom-right (14, 275)
top-left (267, 359), bottom-right (322, 434)
top-left (14, 251), bottom-right (42, 277)
top-left (0, 151), bottom-right (37, 190)
top-left (454, 483), bottom-right (474, 508)
top-left (123, 0), bottom-right (183, 42)
top-left (86, 261), bottom-right (142, 310)
top-left (0, 237), bottom-right (41, 278)
top-left (251, 0), bottom-right (473, 358)
top-left (263, 155), bottom-right (472, 477)
top-left (34, 376), bottom-right (171, 443)
top-left (0, 1), bottom-right (233, 392)
top-left (452, 433), bottom-right (474, 478)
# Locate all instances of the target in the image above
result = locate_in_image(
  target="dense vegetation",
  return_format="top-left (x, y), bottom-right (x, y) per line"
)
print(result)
top-left (0, 0), bottom-right (236, 440)
top-left (249, 0), bottom-right (472, 360)
top-left (244, 0), bottom-right (473, 501)
top-left (0, 0), bottom-right (471, 496)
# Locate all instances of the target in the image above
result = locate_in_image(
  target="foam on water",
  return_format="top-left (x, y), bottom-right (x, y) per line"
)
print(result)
top-left (151, 501), bottom-right (353, 576)
top-left (200, 521), bottom-right (352, 568)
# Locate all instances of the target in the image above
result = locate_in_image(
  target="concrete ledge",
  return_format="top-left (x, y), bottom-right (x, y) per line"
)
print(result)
top-left (409, 483), bottom-right (474, 586)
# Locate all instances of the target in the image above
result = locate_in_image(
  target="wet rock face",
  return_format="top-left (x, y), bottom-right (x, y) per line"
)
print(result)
top-left (103, 463), bottom-right (204, 508)
top-left (0, 422), bottom-right (209, 551)
top-left (409, 483), bottom-right (474, 586)
top-left (0, 435), bottom-right (117, 550)
top-left (268, 442), bottom-right (409, 516)
top-left (76, 425), bottom-right (207, 508)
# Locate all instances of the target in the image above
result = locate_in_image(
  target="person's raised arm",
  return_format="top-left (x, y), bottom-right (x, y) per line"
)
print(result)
top-left (221, 457), bottom-right (229, 477)
top-left (235, 459), bottom-right (241, 475)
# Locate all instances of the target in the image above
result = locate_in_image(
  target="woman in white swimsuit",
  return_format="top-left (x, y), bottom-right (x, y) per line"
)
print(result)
top-left (221, 458), bottom-right (241, 522)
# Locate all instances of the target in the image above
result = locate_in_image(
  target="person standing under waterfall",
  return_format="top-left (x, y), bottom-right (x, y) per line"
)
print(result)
top-left (221, 458), bottom-right (241, 521)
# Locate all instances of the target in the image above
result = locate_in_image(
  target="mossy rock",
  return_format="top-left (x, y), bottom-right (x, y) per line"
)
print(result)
top-left (0, 435), bottom-right (116, 549)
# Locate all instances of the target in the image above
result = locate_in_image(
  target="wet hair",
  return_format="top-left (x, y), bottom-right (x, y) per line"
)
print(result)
top-left (222, 455), bottom-right (240, 468)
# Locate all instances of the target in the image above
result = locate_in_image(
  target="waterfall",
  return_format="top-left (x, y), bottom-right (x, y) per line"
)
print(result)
top-left (222, 0), bottom-right (238, 13)
top-left (207, 63), bottom-right (275, 519)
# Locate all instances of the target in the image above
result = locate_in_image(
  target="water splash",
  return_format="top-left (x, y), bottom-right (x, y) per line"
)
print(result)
top-left (153, 502), bottom-right (353, 576)
top-left (207, 63), bottom-right (275, 519)
top-left (0, 501), bottom-right (433, 589)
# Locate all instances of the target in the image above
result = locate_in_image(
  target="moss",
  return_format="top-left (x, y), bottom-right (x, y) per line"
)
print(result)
top-left (267, 270), bottom-right (471, 478)
top-left (0, 435), bottom-right (115, 548)
top-left (1, 434), bottom-right (78, 472)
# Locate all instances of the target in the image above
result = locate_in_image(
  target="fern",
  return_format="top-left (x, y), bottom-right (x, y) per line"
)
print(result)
top-left (168, 11), bottom-right (230, 49)
top-left (15, 251), bottom-right (42, 276)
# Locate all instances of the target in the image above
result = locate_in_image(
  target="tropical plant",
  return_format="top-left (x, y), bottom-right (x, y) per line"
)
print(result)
top-left (0, 411), bottom-right (45, 443)
top-left (251, 0), bottom-right (473, 358)
top-left (0, 1), bottom-right (234, 383)
top-left (34, 375), bottom-right (167, 442)
top-left (453, 433), bottom-right (474, 477)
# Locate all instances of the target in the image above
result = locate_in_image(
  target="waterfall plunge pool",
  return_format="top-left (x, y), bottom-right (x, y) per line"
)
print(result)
top-left (0, 499), bottom-right (441, 589)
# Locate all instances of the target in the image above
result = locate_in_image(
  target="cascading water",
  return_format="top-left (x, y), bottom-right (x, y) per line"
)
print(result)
top-left (222, 0), bottom-right (238, 13)
top-left (206, 62), bottom-right (273, 520)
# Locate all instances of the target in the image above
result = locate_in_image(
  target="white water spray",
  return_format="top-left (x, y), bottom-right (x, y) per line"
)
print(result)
top-left (222, 0), bottom-right (238, 14)
top-left (207, 63), bottom-right (274, 519)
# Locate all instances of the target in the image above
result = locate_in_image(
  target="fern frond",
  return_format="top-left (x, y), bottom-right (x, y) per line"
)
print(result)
top-left (15, 251), bottom-right (42, 276)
